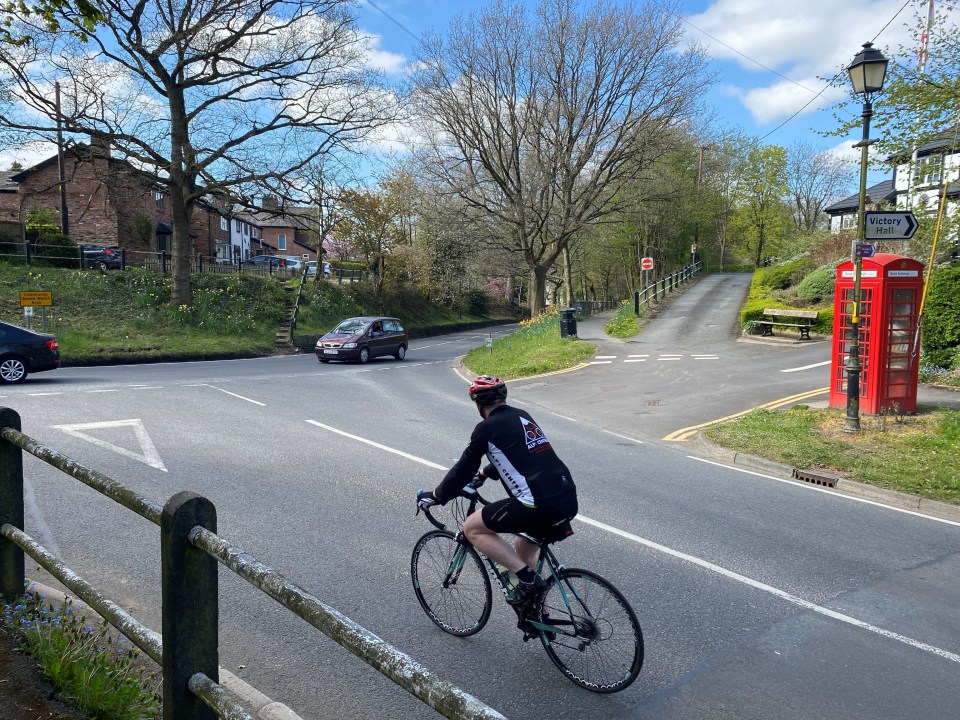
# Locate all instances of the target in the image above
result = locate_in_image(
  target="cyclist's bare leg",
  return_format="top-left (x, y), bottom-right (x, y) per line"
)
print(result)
top-left (514, 536), bottom-right (540, 572)
top-left (463, 510), bottom-right (527, 572)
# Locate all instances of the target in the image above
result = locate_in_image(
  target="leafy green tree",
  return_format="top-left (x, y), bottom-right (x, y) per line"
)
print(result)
top-left (736, 144), bottom-right (789, 267)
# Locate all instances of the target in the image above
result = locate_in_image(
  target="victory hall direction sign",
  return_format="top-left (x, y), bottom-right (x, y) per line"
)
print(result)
top-left (863, 211), bottom-right (918, 241)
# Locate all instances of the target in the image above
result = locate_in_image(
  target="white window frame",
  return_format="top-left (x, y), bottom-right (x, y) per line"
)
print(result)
top-left (278, 233), bottom-right (287, 250)
top-left (913, 155), bottom-right (943, 188)
top-left (220, 217), bottom-right (228, 231)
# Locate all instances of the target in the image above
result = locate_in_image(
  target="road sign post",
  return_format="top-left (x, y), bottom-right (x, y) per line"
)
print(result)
top-left (863, 211), bottom-right (918, 240)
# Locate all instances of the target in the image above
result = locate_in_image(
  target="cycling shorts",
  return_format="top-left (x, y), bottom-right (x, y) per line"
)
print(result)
top-left (481, 496), bottom-right (578, 538)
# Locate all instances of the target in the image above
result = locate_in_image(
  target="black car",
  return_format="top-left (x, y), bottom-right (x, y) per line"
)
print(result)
top-left (0, 321), bottom-right (61, 383)
top-left (79, 242), bottom-right (123, 270)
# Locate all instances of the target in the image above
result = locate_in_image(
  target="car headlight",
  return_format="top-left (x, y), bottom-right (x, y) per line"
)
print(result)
top-left (343, 342), bottom-right (358, 349)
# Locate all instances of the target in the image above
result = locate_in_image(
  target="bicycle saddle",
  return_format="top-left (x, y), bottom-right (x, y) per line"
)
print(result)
top-left (535, 520), bottom-right (574, 544)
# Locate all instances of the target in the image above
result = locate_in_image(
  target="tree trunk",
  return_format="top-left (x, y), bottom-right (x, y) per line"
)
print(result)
top-left (528, 265), bottom-right (549, 315)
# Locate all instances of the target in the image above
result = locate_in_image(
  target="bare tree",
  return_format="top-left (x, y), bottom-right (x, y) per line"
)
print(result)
top-left (0, 0), bottom-right (394, 305)
top-left (786, 140), bottom-right (853, 232)
top-left (411, 0), bottom-right (711, 314)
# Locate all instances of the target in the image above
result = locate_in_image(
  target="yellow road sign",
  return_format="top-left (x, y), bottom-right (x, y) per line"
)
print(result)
top-left (19, 291), bottom-right (53, 307)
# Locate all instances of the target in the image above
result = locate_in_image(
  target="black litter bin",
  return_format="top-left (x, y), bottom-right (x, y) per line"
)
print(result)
top-left (559, 307), bottom-right (578, 338)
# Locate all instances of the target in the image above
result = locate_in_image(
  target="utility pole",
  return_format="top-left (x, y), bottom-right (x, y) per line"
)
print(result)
top-left (693, 145), bottom-right (707, 261)
top-left (55, 82), bottom-right (69, 235)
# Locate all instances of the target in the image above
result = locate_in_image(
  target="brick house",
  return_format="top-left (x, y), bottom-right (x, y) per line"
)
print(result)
top-left (2, 143), bottom-right (229, 261)
top-left (249, 196), bottom-right (322, 261)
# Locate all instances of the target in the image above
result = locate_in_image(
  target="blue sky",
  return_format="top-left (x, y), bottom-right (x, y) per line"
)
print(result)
top-left (2, 0), bottom-right (942, 194)
top-left (356, 0), bottom-right (943, 192)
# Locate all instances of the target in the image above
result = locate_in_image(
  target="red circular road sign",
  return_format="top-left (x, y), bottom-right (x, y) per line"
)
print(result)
top-left (641, 257), bottom-right (654, 270)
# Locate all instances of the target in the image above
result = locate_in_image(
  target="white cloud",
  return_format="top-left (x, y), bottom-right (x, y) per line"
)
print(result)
top-left (686, 0), bottom-right (924, 124)
top-left (733, 78), bottom-right (847, 124)
top-left (0, 140), bottom-right (56, 170)
top-left (362, 33), bottom-right (408, 75)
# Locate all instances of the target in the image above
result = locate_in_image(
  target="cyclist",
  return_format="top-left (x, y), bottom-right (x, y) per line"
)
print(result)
top-left (417, 375), bottom-right (578, 619)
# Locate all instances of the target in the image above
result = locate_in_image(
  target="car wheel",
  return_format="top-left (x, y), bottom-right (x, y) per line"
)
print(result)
top-left (97, 261), bottom-right (108, 272)
top-left (358, 346), bottom-right (370, 364)
top-left (0, 357), bottom-right (28, 384)
top-left (395, 344), bottom-right (406, 360)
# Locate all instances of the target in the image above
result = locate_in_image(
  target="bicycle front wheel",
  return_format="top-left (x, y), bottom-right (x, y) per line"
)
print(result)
top-left (540, 568), bottom-right (643, 693)
top-left (411, 530), bottom-right (492, 637)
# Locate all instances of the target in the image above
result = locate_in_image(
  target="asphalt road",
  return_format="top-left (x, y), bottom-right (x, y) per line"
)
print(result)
top-left (2, 274), bottom-right (958, 720)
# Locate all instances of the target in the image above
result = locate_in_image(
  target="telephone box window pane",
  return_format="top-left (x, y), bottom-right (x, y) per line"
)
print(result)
top-left (892, 289), bottom-right (915, 301)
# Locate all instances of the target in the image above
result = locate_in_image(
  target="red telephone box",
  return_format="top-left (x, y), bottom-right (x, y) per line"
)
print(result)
top-left (829, 253), bottom-right (924, 414)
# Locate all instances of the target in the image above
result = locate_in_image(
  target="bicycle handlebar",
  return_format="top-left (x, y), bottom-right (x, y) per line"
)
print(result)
top-left (417, 475), bottom-right (489, 531)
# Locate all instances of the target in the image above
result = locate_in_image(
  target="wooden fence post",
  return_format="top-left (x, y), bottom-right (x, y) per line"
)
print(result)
top-left (0, 407), bottom-right (24, 602)
top-left (161, 491), bottom-right (218, 720)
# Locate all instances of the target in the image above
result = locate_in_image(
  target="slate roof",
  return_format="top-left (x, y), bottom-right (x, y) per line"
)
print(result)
top-left (824, 179), bottom-right (896, 214)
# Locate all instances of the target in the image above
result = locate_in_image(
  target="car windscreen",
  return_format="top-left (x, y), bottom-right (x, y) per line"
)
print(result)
top-left (330, 319), bottom-right (368, 335)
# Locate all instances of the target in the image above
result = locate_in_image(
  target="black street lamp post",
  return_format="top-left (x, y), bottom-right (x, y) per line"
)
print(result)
top-left (844, 42), bottom-right (888, 433)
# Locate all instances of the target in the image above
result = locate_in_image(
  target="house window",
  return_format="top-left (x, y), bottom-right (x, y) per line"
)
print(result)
top-left (842, 213), bottom-right (857, 230)
top-left (220, 217), bottom-right (228, 231)
top-left (278, 233), bottom-right (286, 250)
top-left (913, 155), bottom-right (943, 187)
top-left (235, 219), bottom-right (241, 232)
top-left (243, 224), bottom-right (249, 236)
top-left (155, 192), bottom-right (164, 210)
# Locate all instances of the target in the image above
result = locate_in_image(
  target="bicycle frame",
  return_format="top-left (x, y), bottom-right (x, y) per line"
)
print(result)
top-left (424, 484), bottom-right (587, 643)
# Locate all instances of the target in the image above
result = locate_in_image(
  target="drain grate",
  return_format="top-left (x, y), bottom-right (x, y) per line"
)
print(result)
top-left (600, 385), bottom-right (627, 392)
top-left (792, 468), bottom-right (841, 488)
top-left (516, 381), bottom-right (548, 390)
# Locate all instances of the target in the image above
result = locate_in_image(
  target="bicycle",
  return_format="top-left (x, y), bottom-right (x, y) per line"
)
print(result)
top-left (411, 477), bottom-right (643, 693)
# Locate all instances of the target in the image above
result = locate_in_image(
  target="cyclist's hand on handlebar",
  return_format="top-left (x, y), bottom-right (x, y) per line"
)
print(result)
top-left (416, 489), bottom-right (438, 511)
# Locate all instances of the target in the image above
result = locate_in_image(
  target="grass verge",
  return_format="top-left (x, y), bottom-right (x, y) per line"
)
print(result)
top-left (0, 265), bottom-right (516, 364)
top-left (464, 309), bottom-right (595, 379)
top-left (604, 300), bottom-right (641, 338)
top-left (2, 586), bottom-right (161, 719)
top-left (703, 405), bottom-right (960, 504)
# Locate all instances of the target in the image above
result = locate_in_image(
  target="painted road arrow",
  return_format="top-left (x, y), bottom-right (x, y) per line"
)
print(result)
top-left (864, 211), bottom-right (918, 240)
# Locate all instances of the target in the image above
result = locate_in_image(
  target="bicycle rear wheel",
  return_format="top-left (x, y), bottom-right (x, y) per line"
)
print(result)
top-left (540, 568), bottom-right (643, 693)
top-left (411, 530), bottom-right (492, 636)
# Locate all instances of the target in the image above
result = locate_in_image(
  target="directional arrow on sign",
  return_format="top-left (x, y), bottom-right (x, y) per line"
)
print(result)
top-left (864, 211), bottom-right (918, 240)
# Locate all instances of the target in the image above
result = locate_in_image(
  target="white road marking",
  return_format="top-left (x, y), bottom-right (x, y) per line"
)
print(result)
top-left (546, 411), bottom-right (578, 422)
top-left (693, 357), bottom-right (719, 360)
top-left (28, 392), bottom-right (62, 396)
top-left (657, 357), bottom-right (683, 361)
top-left (305, 420), bottom-right (447, 470)
top-left (589, 361), bottom-right (613, 365)
top-left (86, 389), bottom-right (119, 393)
top-left (132, 386), bottom-right (163, 390)
top-left (595, 355), bottom-right (618, 359)
top-left (303, 423), bottom-right (960, 665)
top-left (51, 419), bottom-right (167, 472)
top-left (689, 456), bottom-right (960, 528)
top-left (202, 385), bottom-right (266, 406)
top-left (782, 360), bottom-right (832, 373)
top-left (576, 514), bottom-right (960, 664)
top-left (628, 354), bottom-right (649, 358)
top-left (601, 430), bottom-right (644, 444)
top-left (624, 359), bottom-right (646, 363)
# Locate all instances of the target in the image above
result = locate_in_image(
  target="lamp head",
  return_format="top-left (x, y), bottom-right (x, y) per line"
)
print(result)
top-left (846, 42), bottom-right (888, 95)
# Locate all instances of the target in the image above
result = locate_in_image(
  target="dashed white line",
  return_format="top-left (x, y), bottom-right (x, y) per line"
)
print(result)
top-left (546, 411), bottom-right (578, 422)
top-left (305, 420), bottom-right (446, 470)
top-left (624, 359), bottom-right (646, 363)
top-left (86, 389), bottom-right (119, 394)
top-left (601, 429), bottom-right (644, 444)
top-left (657, 357), bottom-right (683, 361)
top-left (628, 354), bottom-right (649, 358)
top-left (589, 361), bottom-right (613, 365)
top-left (595, 355), bottom-right (618, 359)
top-left (202, 385), bottom-right (266, 406)
top-left (28, 392), bottom-right (62, 396)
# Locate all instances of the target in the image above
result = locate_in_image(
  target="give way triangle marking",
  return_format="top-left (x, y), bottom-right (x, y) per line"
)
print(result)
top-left (51, 419), bottom-right (167, 472)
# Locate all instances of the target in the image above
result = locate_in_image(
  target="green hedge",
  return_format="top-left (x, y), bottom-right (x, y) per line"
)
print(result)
top-left (741, 267), bottom-right (834, 334)
top-left (922, 265), bottom-right (960, 368)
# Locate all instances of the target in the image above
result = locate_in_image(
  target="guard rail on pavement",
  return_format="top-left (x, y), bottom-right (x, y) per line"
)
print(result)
top-left (574, 261), bottom-right (702, 317)
top-left (0, 408), bottom-right (507, 720)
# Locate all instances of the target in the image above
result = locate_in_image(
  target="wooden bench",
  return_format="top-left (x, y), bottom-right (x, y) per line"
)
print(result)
top-left (757, 308), bottom-right (818, 340)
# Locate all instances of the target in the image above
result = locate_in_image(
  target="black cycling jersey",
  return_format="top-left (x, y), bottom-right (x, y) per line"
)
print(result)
top-left (435, 404), bottom-right (576, 510)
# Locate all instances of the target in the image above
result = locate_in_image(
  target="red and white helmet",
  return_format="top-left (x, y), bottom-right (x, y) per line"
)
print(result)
top-left (468, 375), bottom-right (507, 405)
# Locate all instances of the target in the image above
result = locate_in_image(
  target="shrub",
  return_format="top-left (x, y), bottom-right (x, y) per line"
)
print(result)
top-left (921, 265), bottom-right (960, 368)
top-left (796, 264), bottom-right (836, 304)
top-left (755, 258), bottom-right (811, 290)
top-left (34, 231), bottom-right (79, 268)
top-left (460, 289), bottom-right (489, 317)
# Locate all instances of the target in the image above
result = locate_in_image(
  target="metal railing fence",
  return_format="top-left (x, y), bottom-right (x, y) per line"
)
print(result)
top-left (573, 261), bottom-right (702, 317)
top-left (0, 246), bottom-right (369, 282)
top-left (0, 408), bottom-right (507, 720)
